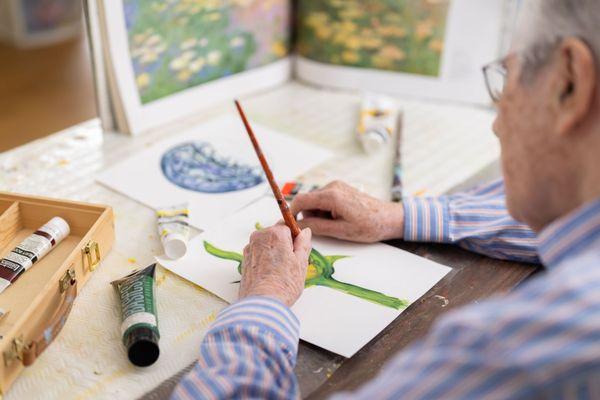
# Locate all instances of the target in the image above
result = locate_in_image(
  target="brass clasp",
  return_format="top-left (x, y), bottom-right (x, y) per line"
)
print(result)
top-left (59, 269), bottom-right (76, 294)
top-left (81, 241), bottom-right (101, 272)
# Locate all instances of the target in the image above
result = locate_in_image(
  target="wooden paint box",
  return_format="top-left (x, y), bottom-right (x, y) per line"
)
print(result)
top-left (0, 193), bottom-right (114, 395)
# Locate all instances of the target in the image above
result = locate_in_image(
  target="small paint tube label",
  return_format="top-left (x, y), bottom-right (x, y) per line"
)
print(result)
top-left (280, 182), bottom-right (321, 201)
top-left (157, 204), bottom-right (190, 259)
top-left (0, 217), bottom-right (70, 293)
top-left (112, 264), bottom-right (160, 367)
top-left (357, 94), bottom-right (398, 154)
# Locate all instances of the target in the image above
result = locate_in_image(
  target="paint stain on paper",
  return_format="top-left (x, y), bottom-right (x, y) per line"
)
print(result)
top-left (156, 271), bottom-right (167, 286)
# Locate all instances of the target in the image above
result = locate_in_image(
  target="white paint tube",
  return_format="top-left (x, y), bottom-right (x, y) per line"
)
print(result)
top-left (156, 204), bottom-right (190, 259)
top-left (0, 217), bottom-right (70, 294)
top-left (357, 93), bottom-right (399, 154)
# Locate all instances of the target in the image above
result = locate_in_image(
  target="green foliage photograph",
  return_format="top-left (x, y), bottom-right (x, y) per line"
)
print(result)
top-left (123, 0), bottom-right (290, 104)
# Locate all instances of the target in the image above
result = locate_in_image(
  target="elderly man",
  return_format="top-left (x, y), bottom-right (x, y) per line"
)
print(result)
top-left (173, 1), bottom-right (600, 398)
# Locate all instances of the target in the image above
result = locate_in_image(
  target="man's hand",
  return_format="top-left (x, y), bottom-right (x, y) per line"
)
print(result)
top-left (290, 181), bottom-right (405, 243)
top-left (239, 225), bottom-right (312, 307)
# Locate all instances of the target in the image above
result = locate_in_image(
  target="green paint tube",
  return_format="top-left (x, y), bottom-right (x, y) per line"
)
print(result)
top-left (111, 264), bottom-right (160, 367)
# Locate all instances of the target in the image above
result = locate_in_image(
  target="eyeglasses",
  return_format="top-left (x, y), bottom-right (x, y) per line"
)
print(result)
top-left (482, 58), bottom-right (508, 103)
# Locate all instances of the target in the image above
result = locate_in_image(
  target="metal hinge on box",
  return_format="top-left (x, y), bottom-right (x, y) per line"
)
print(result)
top-left (81, 241), bottom-right (101, 272)
top-left (59, 268), bottom-right (76, 293)
top-left (3, 336), bottom-right (24, 367)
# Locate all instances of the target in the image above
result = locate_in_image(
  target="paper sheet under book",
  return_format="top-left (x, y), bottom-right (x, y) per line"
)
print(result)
top-left (96, 115), bottom-right (333, 231)
top-left (158, 197), bottom-right (451, 358)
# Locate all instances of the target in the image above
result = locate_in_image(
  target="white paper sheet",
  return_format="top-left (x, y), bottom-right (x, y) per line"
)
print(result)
top-left (96, 115), bottom-right (332, 231)
top-left (157, 197), bottom-right (451, 357)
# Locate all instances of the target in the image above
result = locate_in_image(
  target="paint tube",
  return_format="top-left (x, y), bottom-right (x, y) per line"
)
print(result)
top-left (277, 181), bottom-right (366, 202)
top-left (357, 93), bottom-right (399, 154)
top-left (281, 181), bottom-right (321, 201)
top-left (0, 217), bottom-right (70, 294)
top-left (156, 203), bottom-right (190, 259)
top-left (111, 264), bottom-right (160, 367)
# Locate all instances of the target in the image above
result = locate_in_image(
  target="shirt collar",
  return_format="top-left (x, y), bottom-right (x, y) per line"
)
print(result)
top-left (538, 198), bottom-right (600, 268)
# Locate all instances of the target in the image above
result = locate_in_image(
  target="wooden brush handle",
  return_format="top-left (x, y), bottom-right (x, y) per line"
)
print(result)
top-left (234, 100), bottom-right (301, 239)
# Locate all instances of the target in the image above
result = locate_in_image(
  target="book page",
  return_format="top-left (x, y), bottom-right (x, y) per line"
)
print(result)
top-left (97, 0), bottom-right (293, 134)
top-left (295, 0), bottom-right (511, 105)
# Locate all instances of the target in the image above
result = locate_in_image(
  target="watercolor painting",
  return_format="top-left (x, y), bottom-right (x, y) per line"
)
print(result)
top-left (297, 0), bottom-right (450, 76)
top-left (161, 142), bottom-right (264, 193)
top-left (123, 0), bottom-right (290, 104)
top-left (204, 224), bottom-right (409, 310)
top-left (22, 0), bottom-right (81, 33)
top-left (156, 196), bottom-right (450, 357)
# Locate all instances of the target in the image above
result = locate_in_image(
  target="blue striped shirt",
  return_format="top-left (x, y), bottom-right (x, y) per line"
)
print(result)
top-left (172, 180), bottom-right (600, 399)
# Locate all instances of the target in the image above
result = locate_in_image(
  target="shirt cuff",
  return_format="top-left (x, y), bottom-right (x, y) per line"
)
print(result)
top-left (403, 196), bottom-right (451, 243)
top-left (209, 296), bottom-right (301, 354)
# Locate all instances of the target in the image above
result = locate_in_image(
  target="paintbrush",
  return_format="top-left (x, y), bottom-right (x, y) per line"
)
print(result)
top-left (234, 99), bottom-right (302, 239)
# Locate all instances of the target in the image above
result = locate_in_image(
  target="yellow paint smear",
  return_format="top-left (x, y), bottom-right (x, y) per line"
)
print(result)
top-left (74, 366), bottom-right (133, 400)
top-left (175, 311), bottom-right (217, 343)
top-left (156, 271), bottom-right (167, 286)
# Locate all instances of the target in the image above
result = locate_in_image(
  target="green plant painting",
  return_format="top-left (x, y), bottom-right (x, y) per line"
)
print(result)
top-left (203, 224), bottom-right (409, 310)
top-left (297, 0), bottom-right (450, 76)
top-left (123, 0), bottom-right (290, 104)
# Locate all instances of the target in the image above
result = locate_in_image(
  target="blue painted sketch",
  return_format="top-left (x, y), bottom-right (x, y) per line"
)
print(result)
top-left (161, 142), bottom-right (264, 193)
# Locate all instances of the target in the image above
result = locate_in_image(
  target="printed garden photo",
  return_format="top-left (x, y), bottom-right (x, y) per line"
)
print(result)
top-left (297, 0), bottom-right (451, 77)
top-left (123, 0), bottom-right (290, 104)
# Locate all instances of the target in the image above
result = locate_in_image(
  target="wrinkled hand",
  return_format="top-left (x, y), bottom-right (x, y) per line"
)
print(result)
top-left (290, 181), bottom-right (404, 243)
top-left (239, 225), bottom-right (312, 307)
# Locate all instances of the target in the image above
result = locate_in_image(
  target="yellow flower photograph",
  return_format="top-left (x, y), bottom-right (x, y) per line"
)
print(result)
top-left (297, 0), bottom-right (450, 77)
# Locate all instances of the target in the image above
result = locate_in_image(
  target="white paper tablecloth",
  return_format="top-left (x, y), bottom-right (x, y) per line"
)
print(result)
top-left (0, 83), bottom-right (500, 399)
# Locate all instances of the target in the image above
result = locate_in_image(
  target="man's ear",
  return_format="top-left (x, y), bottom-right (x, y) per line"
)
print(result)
top-left (555, 38), bottom-right (596, 136)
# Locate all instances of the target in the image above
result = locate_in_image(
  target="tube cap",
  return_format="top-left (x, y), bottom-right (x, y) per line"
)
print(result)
top-left (124, 326), bottom-right (160, 367)
top-left (361, 130), bottom-right (387, 154)
top-left (47, 217), bottom-right (71, 241)
top-left (163, 233), bottom-right (188, 259)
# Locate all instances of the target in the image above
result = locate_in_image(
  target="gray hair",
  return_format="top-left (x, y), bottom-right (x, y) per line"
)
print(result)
top-left (515, 0), bottom-right (600, 75)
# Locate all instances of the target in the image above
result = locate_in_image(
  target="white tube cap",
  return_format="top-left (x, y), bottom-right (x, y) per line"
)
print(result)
top-left (48, 217), bottom-right (71, 241)
top-left (163, 233), bottom-right (188, 259)
top-left (361, 131), bottom-right (386, 154)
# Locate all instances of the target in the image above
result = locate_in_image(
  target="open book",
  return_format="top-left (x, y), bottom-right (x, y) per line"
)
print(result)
top-left (85, 0), bottom-right (519, 136)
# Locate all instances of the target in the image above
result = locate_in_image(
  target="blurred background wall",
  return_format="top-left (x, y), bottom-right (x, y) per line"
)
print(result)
top-left (0, 0), bottom-right (96, 152)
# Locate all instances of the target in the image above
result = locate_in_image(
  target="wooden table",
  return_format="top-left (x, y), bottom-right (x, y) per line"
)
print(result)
top-left (0, 84), bottom-right (526, 399)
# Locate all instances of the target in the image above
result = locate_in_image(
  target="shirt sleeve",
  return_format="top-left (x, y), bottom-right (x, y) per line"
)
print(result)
top-left (403, 179), bottom-right (540, 263)
top-left (170, 296), bottom-right (301, 400)
top-left (331, 257), bottom-right (600, 399)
